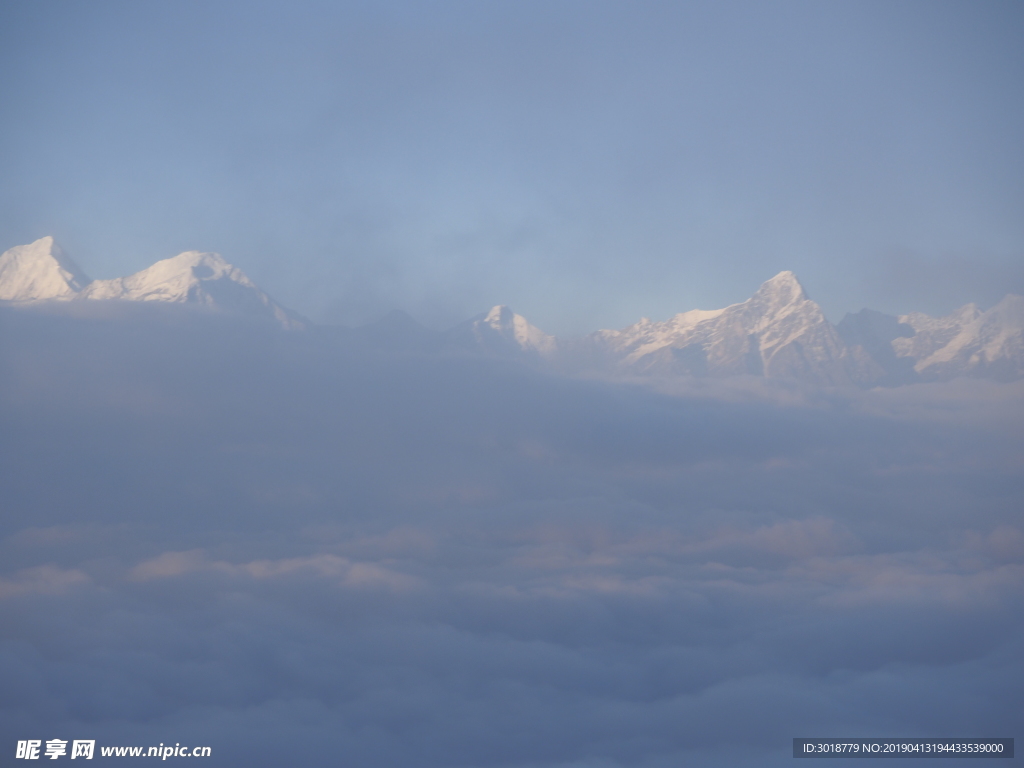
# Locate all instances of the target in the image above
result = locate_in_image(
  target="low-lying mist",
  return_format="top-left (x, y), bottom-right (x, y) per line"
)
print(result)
top-left (1, 303), bottom-right (1021, 766)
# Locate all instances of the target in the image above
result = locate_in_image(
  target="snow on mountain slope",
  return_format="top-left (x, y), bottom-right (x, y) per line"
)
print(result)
top-left (909, 295), bottom-right (1024, 381)
top-left (838, 299), bottom-right (1024, 383)
top-left (5, 236), bottom-right (1023, 384)
top-left (0, 236), bottom-right (91, 301)
top-left (893, 304), bottom-right (982, 363)
top-left (592, 308), bottom-right (726, 364)
top-left (447, 305), bottom-right (558, 359)
top-left (80, 250), bottom-right (306, 329)
top-left (0, 238), bottom-right (306, 330)
top-left (586, 272), bottom-right (859, 385)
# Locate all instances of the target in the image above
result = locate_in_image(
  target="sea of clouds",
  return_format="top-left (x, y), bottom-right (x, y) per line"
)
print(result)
top-left (1, 303), bottom-right (1021, 766)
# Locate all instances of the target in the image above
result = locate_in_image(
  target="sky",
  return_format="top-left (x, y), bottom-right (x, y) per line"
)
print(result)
top-left (2, 0), bottom-right (1023, 334)
top-left (3, 7), bottom-right (1023, 763)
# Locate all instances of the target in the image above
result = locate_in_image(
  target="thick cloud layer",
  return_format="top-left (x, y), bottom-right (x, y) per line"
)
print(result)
top-left (1, 304), bottom-right (1021, 766)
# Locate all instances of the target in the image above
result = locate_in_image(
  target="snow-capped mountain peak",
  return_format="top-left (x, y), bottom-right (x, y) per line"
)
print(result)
top-left (84, 250), bottom-right (253, 302)
top-left (838, 296), bottom-right (1024, 385)
top-left (904, 295), bottom-right (1024, 381)
top-left (6, 235), bottom-right (1024, 385)
top-left (484, 305), bottom-right (557, 354)
top-left (483, 304), bottom-right (515, 328)
top-left (0, 238), bottom-right (306, 329)
top-left (578, 271), bottom-right (852, 384)
top-left (80, 250), bottom-right (306, 329)
top-left (448, 305), bottom-right (557, 359)
top-left (752, 270), bottom-right (807, 303)
top-left (0, 236), bottom-right (91, 301)
top-left (745, 270), bottom-right (815, 325)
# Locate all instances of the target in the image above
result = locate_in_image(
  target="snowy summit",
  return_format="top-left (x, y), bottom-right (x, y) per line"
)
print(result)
top-left (3, 237), bottom-right (1023, 385)
top-left (0, 237), bottom-right (305, 330)
top-left (0, 236), bottom-right (90, 301)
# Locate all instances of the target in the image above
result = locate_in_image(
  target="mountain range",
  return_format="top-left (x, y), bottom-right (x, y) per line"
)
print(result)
top-left (3, 236), bottom-right (1022, 386)
top-left (0, 236), bottom-right (306, 329)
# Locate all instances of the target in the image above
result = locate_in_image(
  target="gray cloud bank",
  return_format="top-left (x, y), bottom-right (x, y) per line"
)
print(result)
top-left (1, 303), bottom-right (1021, 766)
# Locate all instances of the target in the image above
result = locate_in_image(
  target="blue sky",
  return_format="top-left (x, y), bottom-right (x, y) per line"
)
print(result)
top-left (2, 0), bottom-right (1022, 333)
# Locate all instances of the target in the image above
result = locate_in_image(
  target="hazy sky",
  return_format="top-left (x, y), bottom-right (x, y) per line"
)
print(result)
top-left (2, 0), bottom-right (1023, 332)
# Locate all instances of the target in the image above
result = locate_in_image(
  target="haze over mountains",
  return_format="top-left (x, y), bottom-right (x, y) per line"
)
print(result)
top-left (3, 236), bottom-right (1022, 386)
top-left (3, 235), bottom-right (1022, 768)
